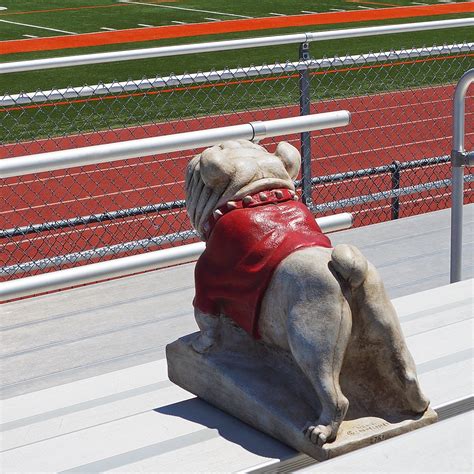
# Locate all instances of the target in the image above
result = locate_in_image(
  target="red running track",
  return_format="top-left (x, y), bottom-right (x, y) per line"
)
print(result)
top-left (2, 84), bottom-right (473, 271)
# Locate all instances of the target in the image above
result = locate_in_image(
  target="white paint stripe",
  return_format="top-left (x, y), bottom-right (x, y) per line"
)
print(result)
top-left (269, 12), bottom-right (286, 17)
top-left (330, 8), bottom-right (346, 12)
top-left (357, 5), bottom-right (375, 9)
top-left (118, 0), bottom-right (253, 18)
top-left (0, 7), bottom-right (7, 11)
top-left (412, 2), bottom-right (428, 4)
top-left (22, 34), bottom-right (39, 38)
top-left (301, 11), bottom-right (318, 14)
top-left (0, 19), bottom-right (76, 35)
top-left (137, 24), bottom-right (153, 27)
top-left (100, 27), bottom-right (116, 31)
top-left (171, 20), bottom-right (187, 25)
top-left (204, 17), bottom-right (221, 22)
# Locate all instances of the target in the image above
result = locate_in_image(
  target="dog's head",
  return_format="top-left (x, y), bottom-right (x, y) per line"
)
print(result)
top-left (185, 140), bottom-right (300, 239)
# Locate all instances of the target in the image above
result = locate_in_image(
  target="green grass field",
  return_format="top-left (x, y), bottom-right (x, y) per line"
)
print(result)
top-left (0, 1), bottom-right (473, 143)
top-left (1, 1), bottom-right (468, 41)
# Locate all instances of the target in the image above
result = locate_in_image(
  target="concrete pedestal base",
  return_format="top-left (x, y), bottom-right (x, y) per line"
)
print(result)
top-left (166, 326), bottom-right (437, 461)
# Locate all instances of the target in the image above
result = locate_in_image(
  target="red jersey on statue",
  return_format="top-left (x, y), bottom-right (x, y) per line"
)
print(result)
top-left (193, 192), bottom-right (331, 338)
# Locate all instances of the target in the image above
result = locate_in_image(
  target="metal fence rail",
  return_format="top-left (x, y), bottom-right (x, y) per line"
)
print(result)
top-left (0, 112), bottom-right (350, 177)
top-left (2, 20), bottom-right (473, 282)
top-left (2, 44), bottom-right (471, 106)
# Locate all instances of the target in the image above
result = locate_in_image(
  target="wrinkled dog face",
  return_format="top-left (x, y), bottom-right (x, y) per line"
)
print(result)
top-left (185, 140), bottom-right (301, 239)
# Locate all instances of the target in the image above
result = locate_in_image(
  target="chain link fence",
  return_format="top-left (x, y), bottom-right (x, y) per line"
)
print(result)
top-left (1, 41), bottom-right (473, 281)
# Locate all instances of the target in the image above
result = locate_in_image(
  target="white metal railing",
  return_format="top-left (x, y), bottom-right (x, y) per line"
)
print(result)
top-left (0, 112), bottom-right (350, 177)
top-left (0, 18), bottom-right (471, 74)
top-left (450, 68), bottom-right (474, 283)
top-left (2, 43), bottom-right (471, 106)
top-left (0, 112), bottom-right (351, 300)
top-left (0, 213), bottom-right (353, 301)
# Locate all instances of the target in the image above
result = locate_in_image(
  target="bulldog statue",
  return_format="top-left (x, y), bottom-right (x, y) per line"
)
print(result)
top-left (168, 140), bottom-right (434, 454)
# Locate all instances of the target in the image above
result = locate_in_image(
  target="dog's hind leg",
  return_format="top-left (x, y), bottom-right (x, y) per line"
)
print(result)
top-left (331, 244), bottom-right (429, 414)
top-left (276, 249), bottom-right (352, 446)
top-left (288, 294), bottom-right (352, 446)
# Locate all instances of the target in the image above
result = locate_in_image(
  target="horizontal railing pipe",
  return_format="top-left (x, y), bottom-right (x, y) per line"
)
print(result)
top-left (0, 200), bottom-right (186, 239)
top-left (0, 112), bottom-right (350, 178)
top-left (0, 213), bottom-right (353, 300)
top-left (2, 44), bottom-right (471, 106)
top-left (0, 242), bottom-right (206, 302)
top-left (0, 19), bottom-right (472, 74)
top-left (311, 174), bottom-right (474, 213)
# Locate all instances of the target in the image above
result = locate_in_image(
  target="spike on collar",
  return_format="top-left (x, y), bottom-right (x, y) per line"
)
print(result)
top-left (203, 188), bottom-right (297, 239)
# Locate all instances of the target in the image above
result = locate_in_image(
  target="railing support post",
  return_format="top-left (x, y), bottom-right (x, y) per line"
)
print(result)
top-left (391, 160), bottom-right (401, 220)
top-left (299, 42), bottom-right (313, 207)
top-left (450, 68), bottom-right (474, 283)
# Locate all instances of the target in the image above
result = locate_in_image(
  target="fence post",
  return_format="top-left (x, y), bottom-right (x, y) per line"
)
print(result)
top-left (391, 160), bottom-right (401, 219)
top-left (298, 42), bottom-right (313, 207)
top-left (450, 68), bottom-right (474, 283)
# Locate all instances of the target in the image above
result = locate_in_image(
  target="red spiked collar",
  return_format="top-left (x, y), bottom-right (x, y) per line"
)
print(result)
top-left (203, 188), bottom-right (297, 239)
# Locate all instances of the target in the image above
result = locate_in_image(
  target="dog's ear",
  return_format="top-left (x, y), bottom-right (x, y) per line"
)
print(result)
top-left (199, 146), bottom-right (233, 190)
top-left (275, 141), bottom-right (301, 179)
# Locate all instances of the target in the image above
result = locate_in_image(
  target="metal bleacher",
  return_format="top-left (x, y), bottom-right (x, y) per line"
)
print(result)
top-left (1, 205), bottom-right (473, 472)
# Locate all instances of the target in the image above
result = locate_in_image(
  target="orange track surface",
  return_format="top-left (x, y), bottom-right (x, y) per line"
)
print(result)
top-left (1, 3), bottom-right (473, 55)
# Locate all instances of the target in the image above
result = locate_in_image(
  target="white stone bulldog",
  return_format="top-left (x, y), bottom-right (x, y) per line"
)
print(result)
top-left (185, 140), bottom-right (429, 446)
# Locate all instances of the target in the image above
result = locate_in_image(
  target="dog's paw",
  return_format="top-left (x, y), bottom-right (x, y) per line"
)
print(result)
top-left (303, 422), bottom-right (335, 446)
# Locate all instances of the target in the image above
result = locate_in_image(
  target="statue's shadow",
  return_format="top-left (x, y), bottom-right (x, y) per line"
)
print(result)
top-left (155, 397), bottom-right (296, 459)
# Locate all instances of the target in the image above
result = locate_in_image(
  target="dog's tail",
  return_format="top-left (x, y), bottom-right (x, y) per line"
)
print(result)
top-left (330, 244), bottom-right (368, 289)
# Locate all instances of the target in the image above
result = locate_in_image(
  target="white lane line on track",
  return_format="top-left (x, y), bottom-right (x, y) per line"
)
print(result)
top-left (2, 180), bottom-right (186, 215)
top-left (3, 213), bottom-right (186, 249)
top-left (0, 19), bottom-right (76, 35)
top-left (118, 0), bottom-right (253, 19)
top-left (310, 133), bottom-right (474, 164)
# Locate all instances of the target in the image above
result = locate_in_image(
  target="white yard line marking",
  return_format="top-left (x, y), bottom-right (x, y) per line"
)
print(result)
top-left (138, 23), bottom-right (153, 27)
top-left (100, 27), bottom-right (117, 31)
top-left (269, 12), bottom-right (286, 16)
top-left (118, 0), bottom-right (253, 18)
top-left (23, 34), bottom-right (39, 38)
top-left (171, 20), bottom-right (187, 25)
top-left (301, 11), bottom-right (318, 14)
top-left (0, 19), bottom-right (76, 34)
